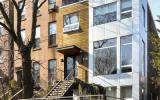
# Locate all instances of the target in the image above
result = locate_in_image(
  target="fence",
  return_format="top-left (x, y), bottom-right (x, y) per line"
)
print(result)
top-left (19, 95), bottom-right (127, 100)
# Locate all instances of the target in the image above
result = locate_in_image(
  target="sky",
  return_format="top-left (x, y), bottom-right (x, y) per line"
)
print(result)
top-left (148, 0), bottom-right (160, 30)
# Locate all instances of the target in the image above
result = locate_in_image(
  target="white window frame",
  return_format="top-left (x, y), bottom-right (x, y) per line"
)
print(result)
top-left (120, 35), bottom-right (132, 70)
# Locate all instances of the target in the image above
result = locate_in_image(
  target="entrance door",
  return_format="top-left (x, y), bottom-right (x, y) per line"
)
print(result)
top-left (64, 56), bottom-right (76, 80)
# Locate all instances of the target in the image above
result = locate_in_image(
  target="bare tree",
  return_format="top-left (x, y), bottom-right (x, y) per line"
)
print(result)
top-left (0, 0), bottom-right (46, 98)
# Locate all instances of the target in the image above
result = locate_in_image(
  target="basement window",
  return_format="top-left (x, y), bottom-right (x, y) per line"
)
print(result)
top-left (121, 86), bottom-right (132, 99)
top-left (32, 62), bottom-right (40, 86)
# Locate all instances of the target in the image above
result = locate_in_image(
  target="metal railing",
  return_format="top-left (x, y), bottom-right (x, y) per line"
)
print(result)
top-left (45, 67), bottom-right (76, 98)
top-left (19, 94), bottom-right (129, 100)
top-left (9, 89), bottom-right (23, 100)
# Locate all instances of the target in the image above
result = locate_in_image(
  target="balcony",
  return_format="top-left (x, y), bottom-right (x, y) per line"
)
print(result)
top-left (63, 23), bottom-right (79, 33)
top-left (62, 0), bottom-right (83, 6)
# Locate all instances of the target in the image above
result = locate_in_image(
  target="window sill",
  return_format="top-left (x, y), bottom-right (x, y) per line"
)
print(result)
top-left (60, 0), bottom-right (88, 9)
top-left (32, 47), bottom-right (41, 51)
top-left (48, 44), bottom-right (57, 48)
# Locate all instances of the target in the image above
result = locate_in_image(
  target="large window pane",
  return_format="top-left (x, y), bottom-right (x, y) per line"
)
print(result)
top-left (106, 87), bottom-right (117, 100)
top-left (121, 0), bottom-right (132, 19)
top-left (64, 12), bottom-right (79, 26)
top-left (93, 38), bottom-right (117, 76)
top-left (121, 35), bottom-right (132, 73)
top-left (32, 62), bottom-right (40, 85)
top-left (121, 86), bottom-right (132, 99)
top-left (62, 0), bottom-right (82, 6)
top-left (93, 2), bottom-right (117, 25)
top-left (48, 60), bottom-right (56, 84)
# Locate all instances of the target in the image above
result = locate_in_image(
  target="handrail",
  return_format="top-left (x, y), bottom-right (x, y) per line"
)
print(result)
top-left (45, 67), bottom-right (76, 98)
top-left (9, 89), bottom-right (23, 100)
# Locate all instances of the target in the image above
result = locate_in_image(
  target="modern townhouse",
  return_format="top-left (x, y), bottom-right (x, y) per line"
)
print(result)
top-left (89, 0), bottom-right (150, 100)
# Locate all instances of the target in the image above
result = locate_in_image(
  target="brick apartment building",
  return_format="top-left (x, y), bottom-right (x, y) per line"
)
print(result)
top-left (13, 0), bottom-right (89, 91)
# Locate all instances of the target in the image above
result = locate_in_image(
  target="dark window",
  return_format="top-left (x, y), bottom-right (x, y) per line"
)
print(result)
top-left (121, 0), bottom-right (132, 19)
top-left (33, 26), bottom-right (40, 49)
top-left (93, 2), bottom-right (117, 25)
top-left (62, 0), bottom-right (83, 6)
top-left (48, 60), bottom-right (56, 85)
top-left (93, 38), bottom-right (117, 76)
top-left (121, 86), bottom-right (132, 99)
top-left (0, 48), bottom-right (3, 63)
top-left (120, 35), bottom-right (132, 73)
top-left (106, 87), bottom-right (117, 100)
top-left (48, 22), bottom-right (56, 46)
top-left (32, 62), bottom-right (40, 85)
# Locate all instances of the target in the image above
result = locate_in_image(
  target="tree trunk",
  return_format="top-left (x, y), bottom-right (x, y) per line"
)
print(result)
top-left (21, 47), bottom-right (33, 98)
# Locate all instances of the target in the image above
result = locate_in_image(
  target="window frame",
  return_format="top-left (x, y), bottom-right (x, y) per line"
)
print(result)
top-left (93, 2), bottom-right (117, 26)
top-left (48, 21), bottom-right (56, 46)
top-left (63, 12), bottom-right (79, 27)
top-left (33, 26), bottom-right (40, 49)
top-left (120, 35), bottom-right (132, 73)
top-left (48, 59), bottom-right (56, 84)
top-left (32, 62), bottom-right (40, 84)
top-left (93, 38), bottom-right (117, 76)
top-left (120, 0), bottom-right (132, 19)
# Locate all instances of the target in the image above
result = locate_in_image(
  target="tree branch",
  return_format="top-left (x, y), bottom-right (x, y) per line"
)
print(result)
top-left (0, 22), bottom-right (18, 44)
top-left (11, 0), bottom-right (19, 11)
top-left (38, 0), bottom-right (47, 9)
top-left (28, 0), bottom-right (39, 48)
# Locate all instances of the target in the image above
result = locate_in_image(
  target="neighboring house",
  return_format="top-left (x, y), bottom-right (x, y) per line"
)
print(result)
top-left (89, 0), bottom-right (150, 100)
top-left (0, 0), bottom-right (14, 81)
top-left (13, 0), bottom-right (58, 89)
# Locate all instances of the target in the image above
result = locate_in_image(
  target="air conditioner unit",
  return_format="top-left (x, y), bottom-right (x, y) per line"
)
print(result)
top-left (63, 23), bottom-right (79, 33)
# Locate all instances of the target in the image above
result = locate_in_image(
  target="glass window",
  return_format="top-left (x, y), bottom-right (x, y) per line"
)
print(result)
top-left (93, 2), bottom-right (117, 25)
top-left (48, 60), bottom-right (56, 85)
top-left (106, 87), bottom-right (117, 100)
top-left (0, 19), bottom-right (3, 35)
top-left (121, 86), bottom-right (132, 99)
top-left (32, 62), bottom-right (40, 84)
top-left (121, 35), bottom-right (132, 73)
top-left (19, 1), bottom-right (25, 20)
top-left (121, 0), bottom-right (132, 19)
top-left (93, 38), bottom-right (117, 76)
top-left (48, 0), bottom-right (56, 9)
top-left (64, 12), bottom-right (79, 26)
top-left (21, 30), bottom-right (25, 42)
top-left (33, 26), bottom-right (40, 48)
top-left (0, 48), bottom-right (3, 63)
top-left (49, 22), bottom-right (56, 35)
top-left (62, 0), bottom-right (82, 6)
top-left (48, 22), bottom-right (56, 46)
